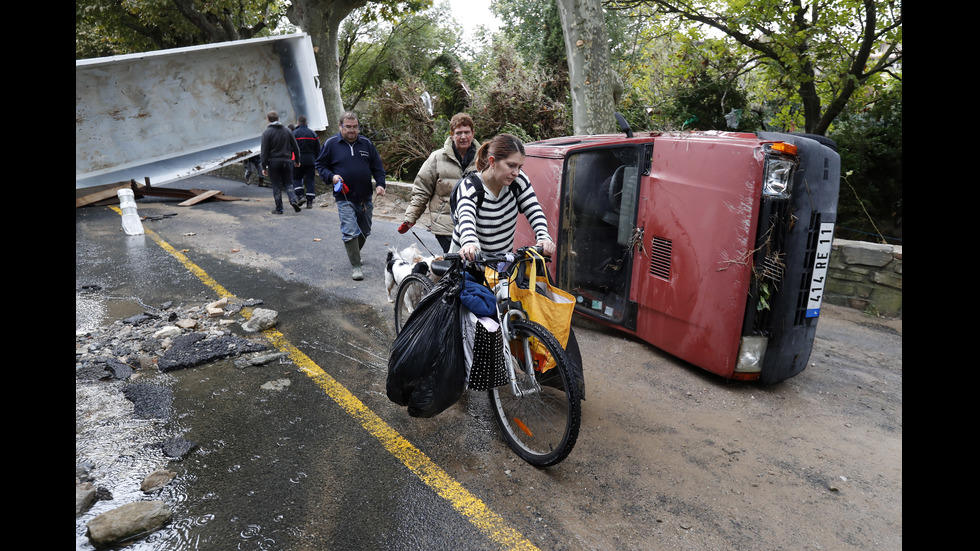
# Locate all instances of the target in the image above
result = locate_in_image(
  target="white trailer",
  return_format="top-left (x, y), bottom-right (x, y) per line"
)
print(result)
top-left (75, 33), bottom-right (327, 190)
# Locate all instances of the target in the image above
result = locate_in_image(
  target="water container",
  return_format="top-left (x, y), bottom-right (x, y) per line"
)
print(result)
top-left (118, 188), bottom-right (136, 206)
top-left (117, 189), bottom-right (145, 235)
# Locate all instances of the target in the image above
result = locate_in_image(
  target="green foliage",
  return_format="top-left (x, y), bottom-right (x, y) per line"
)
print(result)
top-left (829, 83), bottom-right (903, 243)
top-left (757, 282), bottom-right (771, 312)
top-left (657, 37), bottom-right (764, 131)
top-left (363, 77), bottom-right (440, 181)
top-left (609, 0), bottom-right (902, 134)
top-left (613, 87), bottom-right (655, 132)
top-left (77, 0), bottom-right (902, 237)
top-left (342, 4), bottom-right (569, 178)
top-left (490, 0), bottom-right (568, 100)
top-left (492, 0), bottom-right (647, 111)
top-left (467, 39), bottom-right (571, 141)
top-left (665, 72), bottom-right (761, 131)
top-left (75, 0), bottom-right (284, 59)
top-left (339, 5), bottom-right (460, 112)
top-left (359, 35), bottom-right (572, 176)
top-left (356, 0), bottom-right (433, 23)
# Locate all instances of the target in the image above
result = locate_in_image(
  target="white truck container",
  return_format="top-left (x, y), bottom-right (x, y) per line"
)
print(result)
top-left (75, 33), bottom-right (327, 190)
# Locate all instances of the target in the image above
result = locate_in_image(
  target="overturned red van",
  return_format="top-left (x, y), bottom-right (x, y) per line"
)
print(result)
top-left (516, 123), bottom-right (840, 384)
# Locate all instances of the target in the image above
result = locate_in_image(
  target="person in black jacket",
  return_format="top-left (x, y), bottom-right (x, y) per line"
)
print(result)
top-left (291, 116), bottom-right (321, 209)
top-left (260, 111), bottom-right (302, 214)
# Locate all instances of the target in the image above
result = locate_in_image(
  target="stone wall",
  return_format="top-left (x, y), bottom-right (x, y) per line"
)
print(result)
top-left (826, 239), bottom-right (903, 318)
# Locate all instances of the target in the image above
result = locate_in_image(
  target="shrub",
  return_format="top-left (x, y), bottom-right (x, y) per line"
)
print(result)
top-left (469, 40), bottom-right (570, 141)
top-left (364, 78), bottom-right (440, 181)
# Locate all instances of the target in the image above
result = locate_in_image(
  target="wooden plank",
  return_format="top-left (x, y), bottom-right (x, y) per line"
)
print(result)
top-left (191, 192), bottom-right (241, 201)
top-left (138, 187), bottom-right (239, 202)
top-left (76, 186), bottom-right (127, 208)
top-left (188, 189), bottom-right (240, 202)
top-left (75, 182), bottom-right (146, 208)
top-left (76, 177), bottom-right (241, 207)
top-left (178, 189), bottom-right (222, 206)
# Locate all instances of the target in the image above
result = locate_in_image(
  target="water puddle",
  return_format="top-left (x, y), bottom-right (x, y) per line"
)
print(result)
top-left (75, 373), bottom-right (190, 549)
top-left (75, 291), bottom-right (148, 333)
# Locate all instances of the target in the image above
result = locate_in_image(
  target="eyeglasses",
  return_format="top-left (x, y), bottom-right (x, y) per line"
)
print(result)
top-left (343, 124), bottom-right (359, 130)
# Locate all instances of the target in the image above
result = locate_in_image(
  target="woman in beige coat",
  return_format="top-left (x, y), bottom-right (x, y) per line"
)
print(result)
top-left (398, 113), bottom-right (481, 252)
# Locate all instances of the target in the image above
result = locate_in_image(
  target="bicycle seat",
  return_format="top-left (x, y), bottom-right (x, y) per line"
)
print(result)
top-left (430, 259), bottom-right (454, 278)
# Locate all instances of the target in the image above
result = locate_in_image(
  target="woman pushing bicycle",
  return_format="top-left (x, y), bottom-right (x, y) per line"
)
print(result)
top-left (390, 133), bottom-right (581, 467)
top-left (450, 133), bottom-right (557, 260)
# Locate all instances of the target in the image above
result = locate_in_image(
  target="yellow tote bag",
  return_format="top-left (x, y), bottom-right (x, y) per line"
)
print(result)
top-left (508, 249), bottom-right (575, 372)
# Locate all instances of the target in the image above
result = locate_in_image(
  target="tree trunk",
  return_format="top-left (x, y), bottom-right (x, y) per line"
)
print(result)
top-left (555, 0), bottom-right (616, 135)
top-left (287, 0), bottom-right (369, 130)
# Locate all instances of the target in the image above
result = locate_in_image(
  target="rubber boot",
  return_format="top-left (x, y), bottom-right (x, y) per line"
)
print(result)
top-left (344, 239), bottom-right (364, 280)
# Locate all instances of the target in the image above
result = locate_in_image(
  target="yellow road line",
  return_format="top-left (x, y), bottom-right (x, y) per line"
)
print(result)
top-left (119, 211), bottom-right (538, 551)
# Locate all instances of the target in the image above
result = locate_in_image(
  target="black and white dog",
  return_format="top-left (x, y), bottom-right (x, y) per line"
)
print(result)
top-left (385, 244), bottom-right (441, 302)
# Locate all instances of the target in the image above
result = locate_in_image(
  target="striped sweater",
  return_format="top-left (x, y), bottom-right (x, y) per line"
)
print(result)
top-left (450, 170), bottom-right (552, 254)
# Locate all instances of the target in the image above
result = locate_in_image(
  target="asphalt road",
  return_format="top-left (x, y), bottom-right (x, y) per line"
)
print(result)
top-left (76, 175), bottom-right (903, 551)
top-left (76, 176), bottom-right (542, 550)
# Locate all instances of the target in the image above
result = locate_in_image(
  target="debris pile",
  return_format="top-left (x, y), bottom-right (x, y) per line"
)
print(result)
top-left (75, 295), bottom-right (278, 547)
top-left (75, 178), bottom-right (242, 209)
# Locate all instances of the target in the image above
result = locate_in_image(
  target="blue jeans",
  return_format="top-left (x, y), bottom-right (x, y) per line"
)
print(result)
top-left (337, 200), bottom-right (373, 242)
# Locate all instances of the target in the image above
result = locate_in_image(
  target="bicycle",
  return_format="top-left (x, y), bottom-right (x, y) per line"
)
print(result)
top-left (393, 272), bottom-right (433, 334)
top-left (392, 246), bottom-right (582, 467)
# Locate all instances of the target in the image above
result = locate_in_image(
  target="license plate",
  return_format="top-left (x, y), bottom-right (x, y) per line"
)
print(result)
top-left (805, 223), bottom-right (835, 318)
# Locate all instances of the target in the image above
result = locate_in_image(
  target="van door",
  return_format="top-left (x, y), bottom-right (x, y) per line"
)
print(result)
top-left (556, 145), bottom-right (643, 329)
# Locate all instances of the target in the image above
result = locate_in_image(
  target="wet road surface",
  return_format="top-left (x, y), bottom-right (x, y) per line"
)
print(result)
top-left (76, 177), bottom-right (545, 550)
top-left (76, 175), bottom-right (903, 551)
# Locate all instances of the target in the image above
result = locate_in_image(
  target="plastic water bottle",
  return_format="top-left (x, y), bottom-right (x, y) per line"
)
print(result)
top-left (117, 189), bottom-right (144, 235)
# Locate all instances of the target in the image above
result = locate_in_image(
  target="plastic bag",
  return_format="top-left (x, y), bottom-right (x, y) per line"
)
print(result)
top-left (386, 265), bottom-right (467, 418)
top-left (509, 249), bottom-right (576, 372)
top-left (462, 311), bottom-right (508, 391)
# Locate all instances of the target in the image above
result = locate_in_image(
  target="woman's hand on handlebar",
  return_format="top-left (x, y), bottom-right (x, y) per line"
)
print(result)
top-left (460, 243), bottom-right (480, 262)
top-left (537, 239), bottom-right (556, 258)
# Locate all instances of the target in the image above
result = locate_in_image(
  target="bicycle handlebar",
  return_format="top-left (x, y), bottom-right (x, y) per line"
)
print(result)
top-left (444, 246), bottom-right (548, 267)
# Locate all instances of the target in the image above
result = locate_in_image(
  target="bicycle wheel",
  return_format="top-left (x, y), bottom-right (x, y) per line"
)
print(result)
top-left (488, 319), bottom-right (581, 467)
top-left (393, 274), bottom-right (434, 334)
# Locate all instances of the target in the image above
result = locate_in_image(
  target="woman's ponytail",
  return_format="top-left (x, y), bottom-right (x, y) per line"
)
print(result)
top-left (476, 133), bottom-right (525, 171)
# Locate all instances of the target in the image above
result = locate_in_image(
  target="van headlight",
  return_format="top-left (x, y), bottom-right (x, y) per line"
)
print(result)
top-left (735, 336), bottom-right (768, 373)
top-left (762, 143), bottom-right (798, 199)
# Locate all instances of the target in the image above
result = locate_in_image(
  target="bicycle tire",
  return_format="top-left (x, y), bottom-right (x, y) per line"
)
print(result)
top-left (488, 319), bottom-right (581, 467)
top-left (393, 274), bottom-right (434, 335)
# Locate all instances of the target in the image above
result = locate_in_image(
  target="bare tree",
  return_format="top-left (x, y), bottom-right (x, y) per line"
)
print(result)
top-left (556, 0), bottom-right (618, 135)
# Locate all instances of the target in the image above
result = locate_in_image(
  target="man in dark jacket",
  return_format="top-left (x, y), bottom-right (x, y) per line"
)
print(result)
top-left (315, 111), bottom-right (386, 280)
top-left (260, 111), bottom-right (302, 214)
top-left (291, 116), bottom-right (321, 209)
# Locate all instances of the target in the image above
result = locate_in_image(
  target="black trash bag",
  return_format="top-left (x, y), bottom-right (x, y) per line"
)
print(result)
top-left (387, 264), bottom-right (467, 418)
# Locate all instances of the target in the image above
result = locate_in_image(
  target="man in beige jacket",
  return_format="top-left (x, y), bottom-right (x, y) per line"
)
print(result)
top-left (398, 113), bottom-right (481, 253)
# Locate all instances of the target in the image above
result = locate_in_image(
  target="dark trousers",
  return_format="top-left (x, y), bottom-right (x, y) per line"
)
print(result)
top-left (436, 234), bottom-right (452, 253)
top-left (293, 163), bottom-right (316, 199)
top-left (267, 159), bottom-right (297, 211)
